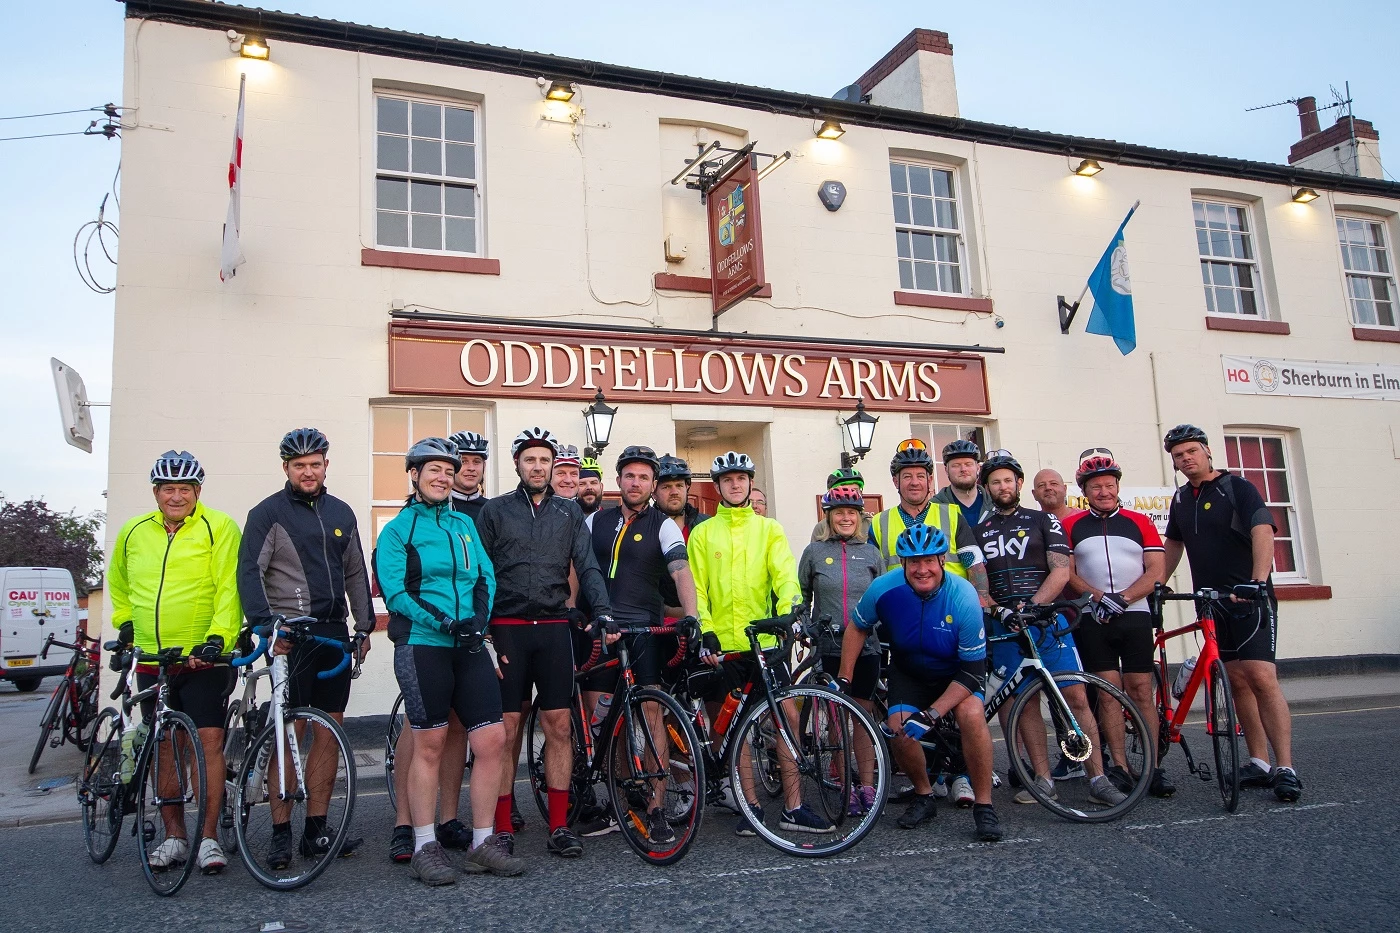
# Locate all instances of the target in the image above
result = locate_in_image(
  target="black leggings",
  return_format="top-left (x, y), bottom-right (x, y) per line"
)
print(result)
top-left (393, 643), bottom-right (503, 732)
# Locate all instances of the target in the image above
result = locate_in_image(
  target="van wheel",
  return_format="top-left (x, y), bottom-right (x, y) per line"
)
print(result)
top-left (13, 677), bottom-right (41, 693)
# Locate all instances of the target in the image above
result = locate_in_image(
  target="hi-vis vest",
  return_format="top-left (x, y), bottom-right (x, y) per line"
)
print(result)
top-left (871, 503), bottom-right (967, 577)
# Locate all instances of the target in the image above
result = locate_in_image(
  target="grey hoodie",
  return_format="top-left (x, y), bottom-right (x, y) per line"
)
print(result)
top-left (797, 536), bottom-right (884, 658)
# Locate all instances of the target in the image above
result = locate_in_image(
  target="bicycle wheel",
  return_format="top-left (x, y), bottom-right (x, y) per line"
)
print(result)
top-left (67, 674), bottom-right (99, 749)
top-left (135, 710), bottom-right (205, 896)
top-left (606, 688), bottom-right (704, 865)
top-left (729, 687), bottom-right (888, 857)
top-left (1206, 659), bottom-right (1240, 812)
top-left (234, 707), bottom-right (358, 890)
top-left (526, 703), bottom-right (587, 824)
top-left (79, 708), bottom-right (124, 864)
top-left (1004, 671), bottom-right (1153, 823)
top-left (218, 700), bottom-right (249, 855)
top-left (385, 693), bottom-right (404, 812)
top-left (28, 679), bottom-right (69, 774)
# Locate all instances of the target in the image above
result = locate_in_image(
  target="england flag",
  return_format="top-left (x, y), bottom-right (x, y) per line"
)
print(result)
top-left (219, 74), bottom-right (246, 281)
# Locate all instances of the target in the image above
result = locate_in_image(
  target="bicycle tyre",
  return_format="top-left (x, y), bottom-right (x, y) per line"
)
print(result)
top-left (606, 688), bottom-right (705, 866)
top-left (218, 699), bottom-right (248, 855)
top-left (385, 693), bottom-right (404, 812)
top-left (1151, 665), bottom-right (1173, 764)
top-left (80, 707), bottom-right (124, 864)
top-left (234, 707), bottom-right (358, 890)
top-left (68, 674), bottom-right (99, 749)
top-left (525, 703), bottom-right (587, 824)
top-left (136, 710), bottom-right (205, 896)
top-left (729, 686), bottom-right (889, 858)
top-left (1004, 671), bottom-right (1154, 823)
top-left (1206, 659), bottom-right (1241, 812)
top-left (28, 678), bottom-right (69, 774)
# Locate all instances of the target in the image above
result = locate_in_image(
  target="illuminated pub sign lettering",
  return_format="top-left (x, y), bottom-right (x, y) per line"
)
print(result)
top-left (389, 321), bottom-right (990, 415)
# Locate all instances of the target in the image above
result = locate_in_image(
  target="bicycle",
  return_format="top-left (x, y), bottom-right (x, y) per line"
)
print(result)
top-left (879, 597), bottom-right (1155, 823)
top-left (222, 617), bottom-right (362, 890)
top-left (77, 644), bottom-right (208, 896)
top-left (525, 621), bottom-right (706, 865)
top-left (1146, 582), bottom-right (1257, 812)
top-left (667, 613), bottom-right (891, 857)
top-left (28, 630), bottom-right (101, 774)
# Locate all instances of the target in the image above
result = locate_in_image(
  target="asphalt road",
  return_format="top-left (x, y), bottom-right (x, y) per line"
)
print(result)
top-left (2, 701), bottom-right (1396, 933)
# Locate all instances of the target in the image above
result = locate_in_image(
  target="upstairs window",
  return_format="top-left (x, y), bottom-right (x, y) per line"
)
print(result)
top-left (1337, 215), bottom-right (1396, 328)
top-left (375, 95), bottom-right (480, 254)
top-left (1194, 199), bottom-right (1264, 317)
top-left (891, 161), bottom-right (964, 294)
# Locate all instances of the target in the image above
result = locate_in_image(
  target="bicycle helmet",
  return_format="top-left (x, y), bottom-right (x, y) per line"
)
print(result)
top-left (405, 436), bottom-right (461, 472)
top-left (826, 467), bottom-right (865, 490)
top-left (1076, 454), bottom-right (1123, 486)
top-left (279, 427), bottom-right (329, 462)
top-left (1163, 423), bottom-right (1209, 453)
top-left (821, 487), bottom-right (865, 512)
top-left (554, 444), bottom-right (581, 468)
top-left (978, 451), bottom-right (1024, 485)
top-left (511, 427), bottom-right (560, 459)
top-left (448, 431), bottom-right (489, 460)
top-left (889, 444), bottom-right (935, 477)
top-left (895, 523), bottom-right (950, 558)
top-left (941, 438), bottom-right (982, 464)
top-left (616, 444), bottom-right (660, 475)
top-left (150, 450), bottom-right (205, 486)
top-left (709, 451), bottom-right (756, 480)
top-left (656, 454), bottom-right (692, 483)
top-left (579, 456), bottom-right (602, 479)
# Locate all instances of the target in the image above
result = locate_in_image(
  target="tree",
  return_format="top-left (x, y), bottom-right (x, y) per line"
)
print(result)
top-left (0, 496), bottom-right (105, 595)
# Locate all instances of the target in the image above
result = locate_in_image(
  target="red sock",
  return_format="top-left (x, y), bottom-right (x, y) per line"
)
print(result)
top-left (548, 788), bottom-right (569, 833)
top-left (494, 795), bottom-right (514, 835)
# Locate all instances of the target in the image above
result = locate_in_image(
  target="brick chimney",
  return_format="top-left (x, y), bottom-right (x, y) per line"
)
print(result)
top-left (1288, 97), bottom-right (1383, 179)
top-left (852, 29), bottom-right (959, 118)
top-left (1296, 97), bottom-right (1321, 138)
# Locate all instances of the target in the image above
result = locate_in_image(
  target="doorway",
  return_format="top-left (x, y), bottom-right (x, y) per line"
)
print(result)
top-left (674, 420), bottom-right (770, 517)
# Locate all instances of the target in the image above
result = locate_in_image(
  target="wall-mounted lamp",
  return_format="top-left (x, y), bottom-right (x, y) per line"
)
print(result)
top-left (1291, 186), bottom-right (1319, 203)
top-left (582, 389), bottom-right (617, 455)
top-left (539, 78), bottom-right (576, 102)
top-left (815, 119), bottom-right (846, 140)
top-left (1072, 158), bottom-right (1103, 177)
top-left (839, 399), bottom-right (879, 469)
top-left (227, 31), bottom-right (269, 59)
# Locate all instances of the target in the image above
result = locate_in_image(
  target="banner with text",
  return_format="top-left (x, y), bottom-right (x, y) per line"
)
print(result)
top-left (1065, 485), bottom-right (1175, 534)
top-left (1222, 354), bottom-right (1400, 401)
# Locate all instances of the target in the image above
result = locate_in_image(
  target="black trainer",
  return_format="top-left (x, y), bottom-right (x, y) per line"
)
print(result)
top-left (646, 809), bottom-right (676, 845)
top-left (896, 793), bottom-right (937, 829)
top-left (1271, 767), bottom-right (1303, 803)
top-left (389, 824), bottom-right (414, 864)
top-left (511, 799), bottom-right (526, 833)
top-left (1149, 767), bottom-right (1176, 798)
top-left (547, 826), bottom-right (583, 858)
top-left (436, 818), bottom-right (473, 850)
top-left (267, 827), bottom-right (294, 870)
top-left (972, 803), bottom-right (1003, 842)
top-left (1105, 764), bottom-right (1135, 795)
top-left (301, 832), bottom-right (363, 859)
top-left (1238, 761), bottom-right (1273, 788)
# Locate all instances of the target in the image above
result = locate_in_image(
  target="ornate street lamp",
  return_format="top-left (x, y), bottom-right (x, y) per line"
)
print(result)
top-left (582, 389), bottom-right (617, 455)
top-left (840, 399), bottom-right (878, 470)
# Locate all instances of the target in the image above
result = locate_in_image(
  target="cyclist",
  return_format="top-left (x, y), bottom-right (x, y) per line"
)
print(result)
top-left (842, 524), bottom-right (1002, 840)
top-left (799, 487), bottom-right (884, 814)
top-left (870, 439), bottom-right (989, 606)
top-left (689, 451), bottom-right (833, 836)
top-left (551, 443), bottom-right (581, 499)
top-left (973, 451), bottom-right (1124, 808)
top-left (576, 457), bottom-right (605, 516)
top-left (477, 428), bottom-right (615, 858)
top-left (577, 445), bottom-right (700, 842)
top-left (750, 487), bottom-right (769, 517)
top-left (237, 428), bottom-right (376, 868)
top-left (1063, 452), bottom-right (1175, 798)
top-left (1161, 424), bottom-right (1299, 802)
top-left (808, 468), bottom-right (873, 542)
top-left (447, 430), bottom-right (491, 521)
top-left (932, 439), bottom-right (992, 529)
top-left (376, 437), bottom-right (521, 885)
top-left (653, 454), bottom-right (708, 537)
top-left (1031, 468), bottom-right (1076, 522)
top-left (107, 450), bottom-right (243, 874)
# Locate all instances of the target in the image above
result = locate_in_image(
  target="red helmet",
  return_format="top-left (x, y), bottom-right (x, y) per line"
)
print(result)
top-left (1076, 454), bottom-right (1122, 486)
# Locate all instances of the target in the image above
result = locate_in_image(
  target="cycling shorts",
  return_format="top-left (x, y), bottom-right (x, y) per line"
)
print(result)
top-left (820, 653), bottom-right (879, 701)
top-left (490, 619), bottom-right (574, 712)
top-left (286, 637), bottom-right (353, 714)
top-left (136, 665), bottom-right (235, 730)
top-left (1075, 610), bottom-right (1155, 675)
top-left (886, 666), bottom-right (957, 719)
top-left (579, 632), bottom-right (662, 692)
top-left (1216, 596), bottom-right (1278, 664)
top-left (393, 642), bottom-right (503, 732)
top-left (702, 652), bottom-right (763, 705)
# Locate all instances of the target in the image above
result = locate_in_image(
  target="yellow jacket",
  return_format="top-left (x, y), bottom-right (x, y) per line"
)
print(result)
top-left (688, 503), bottom-right (801, 652)
top-left (109, 501), bottom-right (243, 655)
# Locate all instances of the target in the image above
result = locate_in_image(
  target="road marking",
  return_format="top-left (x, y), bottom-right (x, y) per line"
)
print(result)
top-left (1124, 799), bottom-right (1346, 831)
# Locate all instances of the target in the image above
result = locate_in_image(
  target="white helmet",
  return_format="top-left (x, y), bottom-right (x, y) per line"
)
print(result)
top-left (150, 450), bottom-right (205, 486)
top-left (511, 427), bottom-right (560, 459)
top-left (709, 451), bottom-right (756, 481)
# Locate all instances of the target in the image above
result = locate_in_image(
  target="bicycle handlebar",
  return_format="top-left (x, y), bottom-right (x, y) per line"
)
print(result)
top-left (1150, 581), bottom-right (1265, 606)
top-left (231, 616), bottom-right (356, 680)
top-left (746, 613), bottom-right (801, 639)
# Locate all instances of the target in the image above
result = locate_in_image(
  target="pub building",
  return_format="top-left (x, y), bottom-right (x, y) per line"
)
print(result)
top-left (108, 2), bottom-right (1400, 714)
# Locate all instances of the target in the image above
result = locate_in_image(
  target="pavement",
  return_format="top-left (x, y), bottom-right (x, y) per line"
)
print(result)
top-left (2, 672), bottom-right (1396, 931)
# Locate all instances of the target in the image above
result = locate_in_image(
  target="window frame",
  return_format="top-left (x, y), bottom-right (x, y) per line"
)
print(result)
top-left (373, 93), bottom-right (484, 257)
top-left (1221, 430), bottom-right (1308, 584)
top-left (907, 421), bottom-right (987, 492)
top-left (1336, 213), bottom-right (1398, 330)
top-left (889, 160), bottom-right (969, 296)
top-left (1193, 196), bottom-right (1269, 320)
top-left (369, 404), bottom-right (491, 542)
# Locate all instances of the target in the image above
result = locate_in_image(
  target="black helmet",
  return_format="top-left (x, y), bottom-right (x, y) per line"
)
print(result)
top-left (710, 451), bottom-right (756, 480)
top-left (941, 438), bottom-right (981, 464)
top-left (511, 427), bottom-right (560, 459)
top-left (890, 445), bottom-right (934, 477)
top-left (1163, 424), bottom-right (1209, 453)
top-left (979, 449), bottom-right (1023, 485)
top-left (279, 427), bottom-right (330, 462)
top-left (826, 467), bottom-right (864, 490)
top-left (405, 436), bottom-right (461, 472)
top-left (448, 431), bottom-right (489, 460)
top-left (657, 454), bottom-right (691, 483)
top-left (616, 445), bottom-right (660, 475)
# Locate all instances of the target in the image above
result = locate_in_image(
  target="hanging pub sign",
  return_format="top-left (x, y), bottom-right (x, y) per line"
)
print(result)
top-left (707, 156), bottom-right (766, 317)
top-left (388, 319), bottom-right (991, 415)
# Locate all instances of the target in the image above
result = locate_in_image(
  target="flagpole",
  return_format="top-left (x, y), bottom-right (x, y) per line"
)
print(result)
top-left (1058, 200), bottom-right (1141, 335)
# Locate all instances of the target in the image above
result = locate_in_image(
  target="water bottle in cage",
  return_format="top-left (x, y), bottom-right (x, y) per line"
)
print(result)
top-left (589, 694), bottom-right (613, 740)
top-left (1172, 656), bottom-right (1198, 699)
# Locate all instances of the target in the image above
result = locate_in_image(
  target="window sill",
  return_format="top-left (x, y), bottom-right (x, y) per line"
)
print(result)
top-left (1275, 584), bottom-right (1332, 601)
top-left (1205, 316), bottom-right (1290, 335)
top-left (893, 291), bottom-right (994, 313)
top-left (1352, 326), bottom-right (1400, 344)
top-left (652, 273), bottom-right (772, 298)
top-left (362, 248), bottom-right (500, 275)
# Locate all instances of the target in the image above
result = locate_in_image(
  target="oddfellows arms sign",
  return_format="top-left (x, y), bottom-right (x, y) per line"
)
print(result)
top-left (389, 320), bottom-right (990, 415)
top-left (1222, 355), bottom-right (1400, 401)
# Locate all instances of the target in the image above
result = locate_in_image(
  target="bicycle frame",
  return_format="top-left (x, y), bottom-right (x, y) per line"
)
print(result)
top-left (1152, 605), bottom-right (1223, 744)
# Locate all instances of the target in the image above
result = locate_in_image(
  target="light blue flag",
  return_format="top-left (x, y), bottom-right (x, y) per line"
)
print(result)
top-left (1084, 203), bottom-right (1139, 355)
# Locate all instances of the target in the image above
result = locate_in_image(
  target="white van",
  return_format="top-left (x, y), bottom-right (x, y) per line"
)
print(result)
top-left (1, 567), bottom-right (79, 692)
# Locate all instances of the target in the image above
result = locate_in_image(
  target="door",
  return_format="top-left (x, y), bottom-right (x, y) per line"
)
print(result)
top-left (688, 480), bottom-right (720, 516)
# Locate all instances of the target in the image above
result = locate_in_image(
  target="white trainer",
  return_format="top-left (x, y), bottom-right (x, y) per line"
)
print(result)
top-left (197, 837), bottom-right (227, 874)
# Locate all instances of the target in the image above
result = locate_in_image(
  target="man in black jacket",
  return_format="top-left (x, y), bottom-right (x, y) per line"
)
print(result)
top-left (477, 427), bottom-right (614, 858)
top-left (237, 428), bottom-right (374, 867)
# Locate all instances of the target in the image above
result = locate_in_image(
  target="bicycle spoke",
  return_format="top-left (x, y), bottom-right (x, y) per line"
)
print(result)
top-left (136, 712), bottom-right (205, 896)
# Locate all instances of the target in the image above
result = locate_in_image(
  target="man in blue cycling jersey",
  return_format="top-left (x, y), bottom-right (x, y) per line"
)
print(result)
top-left (840, 523), bottom-right (1003, 841)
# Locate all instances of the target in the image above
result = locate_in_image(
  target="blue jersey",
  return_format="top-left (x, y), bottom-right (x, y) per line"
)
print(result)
top-left (853, 568), bottom-right (986, 682)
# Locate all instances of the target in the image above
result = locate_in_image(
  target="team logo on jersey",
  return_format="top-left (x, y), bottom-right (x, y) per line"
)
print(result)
top-left (825, 557), bottom-right (834, 564)
top-left (981, 534), bottom-right (1030, 560)
top-left (633, 533), bottom-right (643, 542)
top-left (1017, 530), bottom-right (1026, 538)
top-left (946, 614), bottom-right (954, 624)
top-left (334, 528), bottom-right (343, 536)
top-left (1204, 502), bottom-right (1212, 510)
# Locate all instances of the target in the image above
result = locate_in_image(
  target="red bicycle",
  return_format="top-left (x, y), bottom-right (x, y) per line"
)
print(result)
top-left (28, 631), bottom-right (102, 774)
top-left (1146, 582), bottom-right (1262, 812)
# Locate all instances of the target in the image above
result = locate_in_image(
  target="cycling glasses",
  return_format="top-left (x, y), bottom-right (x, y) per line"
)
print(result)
top-left (1078, 447), bottom-right (1114, 464)
top-left (895, 438), bottom-right (928, 453)
top-left (984, 448), bottom-right (1015, 461)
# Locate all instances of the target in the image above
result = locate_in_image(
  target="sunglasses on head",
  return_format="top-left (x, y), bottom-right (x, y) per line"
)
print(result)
top-left (984, 448), bottom-right (1014, 460)
top-left (1078, 447), bottom-right (1114, 463)
top-left (896, 438), bottom-right (928, 453)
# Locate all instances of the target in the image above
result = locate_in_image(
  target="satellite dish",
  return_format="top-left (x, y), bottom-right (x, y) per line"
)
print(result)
top-left (51, 358), bottom-right (96, 454)
top-left (832, 83), bottom-right (864, 103)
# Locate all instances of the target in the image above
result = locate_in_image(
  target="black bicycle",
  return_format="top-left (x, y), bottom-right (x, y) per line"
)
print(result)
top-left (29, 631), bottom-right (101, 774)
